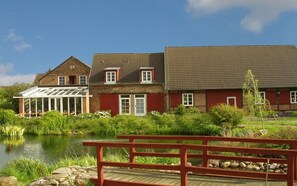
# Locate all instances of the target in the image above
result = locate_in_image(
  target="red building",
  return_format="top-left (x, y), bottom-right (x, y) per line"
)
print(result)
top-left (89, 53), bottom-right (164, 116)
top-left (165, 45), bottom-right (297, 112)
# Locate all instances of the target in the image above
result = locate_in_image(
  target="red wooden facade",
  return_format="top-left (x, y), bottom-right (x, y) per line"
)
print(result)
top-left (168, 88), bottom-right (296, 112)
top-left (147, 93), bottom-right (164, 113)
top-left (206, 89), bottom-right (243, 110)
top-left (100, 94), bottom-right (119, 116)
top-left (99, 93), bottom-right (164, 116)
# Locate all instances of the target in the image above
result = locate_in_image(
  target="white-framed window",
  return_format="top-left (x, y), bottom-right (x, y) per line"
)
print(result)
top-left (227, 97), bottom-right (237, 107)
top-left (290, 91), bottom-right (297, 103)
top-left (106, 71), bottom-right (116, 84)
top-left (79, 75), bottom-right (87, 85)
top-left (255, 91), bottom-right (266, 104)
top-left (58, 76), bottom-right (66, 85)
top-left (182, 93), bottom-right (193, 106)
top-left (134, 94), bottom-right (146, 116)
top-left (119, 95), bottom-right (130, 114)
top-left (141, 71), bottom-right (152, 83)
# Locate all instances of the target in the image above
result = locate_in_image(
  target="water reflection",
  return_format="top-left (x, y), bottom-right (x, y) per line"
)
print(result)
top-left (0, 135), bottom-right (110, 168)
top-left (3, 136), bottom-right (25, 152)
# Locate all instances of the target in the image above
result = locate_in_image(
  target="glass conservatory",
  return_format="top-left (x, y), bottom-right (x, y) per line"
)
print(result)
top-left (14, 86), bottom-right (91, 117)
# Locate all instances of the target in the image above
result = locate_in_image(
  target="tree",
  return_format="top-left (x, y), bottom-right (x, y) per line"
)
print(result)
top-left (242, 69), bottom-right (270, 118)
top-left (0, 83), bottom-right (33, 113)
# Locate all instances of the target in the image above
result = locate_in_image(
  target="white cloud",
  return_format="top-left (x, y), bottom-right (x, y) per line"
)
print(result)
top-left (15, 43), bottom-right (33, 52)
top-left (5, 29), bottom-right (33, 52)
top-left (187, 0), bottom-right (297, 33)
top-left (0, 63), bottom-right (35, 86)
top-left (0, 63), bottom-right (13, 74)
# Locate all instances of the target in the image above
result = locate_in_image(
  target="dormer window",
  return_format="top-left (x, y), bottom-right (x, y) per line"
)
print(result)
top-left (140, 67), bottom-right (154, 84)
top-left (104, 67), bottom-right (120, 84)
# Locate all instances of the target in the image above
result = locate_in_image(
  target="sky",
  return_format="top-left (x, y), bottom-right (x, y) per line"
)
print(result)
top-left (0, 0), bottom-right (297, 86)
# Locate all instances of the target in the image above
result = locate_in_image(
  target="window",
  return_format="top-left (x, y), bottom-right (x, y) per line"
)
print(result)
top-left (255, 91), bottom-right (266, 104)
top-left (134, 95), bottom-right (146, 116)
top-left (79, 75), bottom-right (87, 85)
top-left (70, 65), bottom-right (75, 69)
top-left (182, 93), bottom-right (193, 106)
top-left (58, 76), bottom-right (66, 85)
top-left (291, 91), bottom-right (297, 103)
top-left (141, 71), bottom-right (152, 83)
top-left (227, 97), bottom-right (237, 107)
top-left (120, 95), bottom-right (130, 114)
top-left (106, 71), bottom-right (116, 84)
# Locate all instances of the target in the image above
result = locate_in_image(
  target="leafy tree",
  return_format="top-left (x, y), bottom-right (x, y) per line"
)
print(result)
top-left (242, 69), bottom-right (271, 118)
top-left (0, 83), bottom-right (33, 112)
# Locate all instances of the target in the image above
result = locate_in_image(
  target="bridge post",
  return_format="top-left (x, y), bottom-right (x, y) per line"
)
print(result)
top-left (180, 146), bottom-right (188, 186)
top-left (291, 143), bottom-right (297, 180)
top-left (202, 138), bottom-right (209, 168)
top-left (129, 139), bottom-right (136, 164)
top-left (96, 146), bottom-right (104, 186)
top-left (288, 155), bottom-right (295, 186)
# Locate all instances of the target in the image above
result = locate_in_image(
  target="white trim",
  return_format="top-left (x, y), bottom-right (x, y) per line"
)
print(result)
top-left (139, 67), bottom-right (154, 70)
top-left (182, 93), bottom-right (194, 106)
top-left (58, 76), bottom-right (66, 85)
top-left (119, 95), bottom-right (131, 115)
top-left (104, 67), bottom-right (120, 70)
top-left (141, 70), bottom-right (152, 83)
top-left (290, 91), bottom-right (297, 104)
top-left (79, 75), bottom-right (88, 85)
top-left (105, 71), bottom-right (117, 84)
top-left (134, 94), bottom-right (147, 116)
top-left (227, 96), bottom-right (237, 107)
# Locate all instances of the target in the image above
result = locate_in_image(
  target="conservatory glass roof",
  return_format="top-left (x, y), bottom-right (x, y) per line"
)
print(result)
top-left (15, 86), bottom-right (90, 98)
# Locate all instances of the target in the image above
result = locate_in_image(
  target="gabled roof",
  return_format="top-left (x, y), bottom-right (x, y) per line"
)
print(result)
top-left (165, 45), bottom-right (297, 90)
top-left (33, 73), bottom-right (45, 85)
top-left (89, 53), bottom-right (164, 84)
top-left (38, 56), bottom-right (91, 82)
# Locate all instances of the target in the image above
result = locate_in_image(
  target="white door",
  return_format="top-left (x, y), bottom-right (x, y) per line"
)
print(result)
top-left (120, 95), bottom-right (131, 115)
top-left (134, 95), bottom-right (146, 116)
top-left (227, 97), bottom-right (237, 107)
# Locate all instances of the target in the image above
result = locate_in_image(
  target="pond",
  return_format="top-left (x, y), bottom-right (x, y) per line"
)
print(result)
top-left (0, 135), bottom-right (115, 168)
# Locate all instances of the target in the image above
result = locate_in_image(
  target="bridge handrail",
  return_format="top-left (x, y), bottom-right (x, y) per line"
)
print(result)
top-left (83, 140), bottom-right (297, 186)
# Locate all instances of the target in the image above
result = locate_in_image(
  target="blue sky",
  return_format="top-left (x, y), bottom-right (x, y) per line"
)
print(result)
top-left (0, 0), bottom-right (297, 86)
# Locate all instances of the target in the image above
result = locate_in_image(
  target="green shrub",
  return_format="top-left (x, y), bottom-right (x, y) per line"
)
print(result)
top-left (174, 105), bottom-right (199, 115)
top-left (210, 104), bottom-right (244, 128)
top-left (111, 115), bottom-right (153, 135)
top-left (40, 111), bottom-right (67, 134)
top-left (0, 109), bottom-right (16, 125)
top-left (191, 114), bottom-right (221, 136)
top-left (0, 157), bottom-right (49, 184)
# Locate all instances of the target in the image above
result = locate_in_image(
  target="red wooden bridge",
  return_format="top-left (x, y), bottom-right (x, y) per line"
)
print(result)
top-left (83, 135), bottom-right (297, 186)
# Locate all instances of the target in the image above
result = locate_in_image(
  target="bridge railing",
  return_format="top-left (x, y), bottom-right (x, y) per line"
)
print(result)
top-left (118, 135), bottom-right (297, 177)
top-left (83, 137), bottom-right (297, 186)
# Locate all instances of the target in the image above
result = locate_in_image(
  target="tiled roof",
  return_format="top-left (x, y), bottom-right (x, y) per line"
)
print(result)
top-left (89, 53), bottom-right (164, 84)
top-left (165, 45), bottom-right (297, 90)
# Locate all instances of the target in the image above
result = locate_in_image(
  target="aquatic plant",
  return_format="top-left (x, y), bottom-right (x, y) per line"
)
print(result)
top-left (1, 125), bottom-right (25, 136)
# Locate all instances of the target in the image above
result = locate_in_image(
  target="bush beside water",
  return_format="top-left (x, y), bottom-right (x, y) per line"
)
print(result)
top-left (4, 109), bottom-right (222, 136)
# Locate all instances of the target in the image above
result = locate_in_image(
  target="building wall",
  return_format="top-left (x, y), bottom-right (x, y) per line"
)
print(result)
top-left (206, 89), bottom-right (243, 110)
top-left (39, 57), bottom-right (90, 86)
top-left (99, 94), bottom-right (119, 116)
top-left (90, 84), bottom-right (164, 115)
top-left (168, 91), bottom-right (206, 112)
top-left (147, 93), bottom-right (164, 113)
